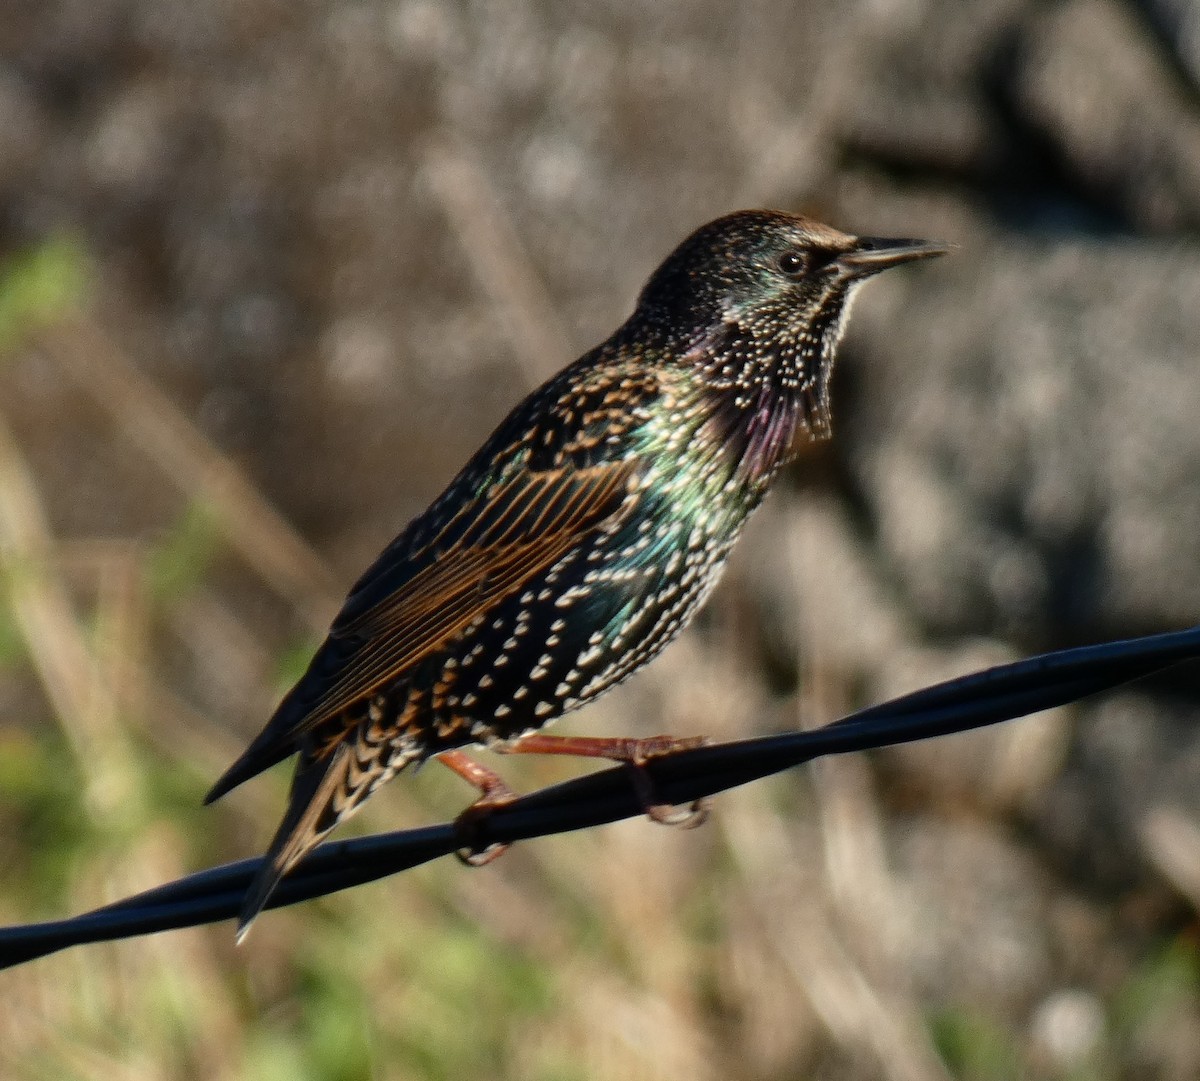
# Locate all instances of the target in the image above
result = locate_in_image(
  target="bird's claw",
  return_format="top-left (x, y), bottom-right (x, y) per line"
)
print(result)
top-left (453, 786), bottom-right (518, 867)
top-left (456, 841), bottom-right (509, 867)
top-left (643, 794), bottom-right (711, 829)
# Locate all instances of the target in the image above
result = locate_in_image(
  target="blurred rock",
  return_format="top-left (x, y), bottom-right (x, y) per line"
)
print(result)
top-left (0, 72), bottom-right (47, 200)
top-left (1136, 0), bottom-right (1200, 94)
top-left (1007, 0), bottom-right (1200, 231)
top-left (846, 236), bottom-right (1200, 640)
top-left (849, 0), bottom-right (1031, 178)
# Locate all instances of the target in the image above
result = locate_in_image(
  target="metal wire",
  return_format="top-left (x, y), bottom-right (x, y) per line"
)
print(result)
top-left (3, 625), bottom-right (1199, 969)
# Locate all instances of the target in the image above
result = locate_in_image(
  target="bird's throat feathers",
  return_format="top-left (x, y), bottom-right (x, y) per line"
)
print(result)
top-left (741, 384), bottom-right (803, 480)
top-left (693, 381), bottom-right (806, 487)
top-left (680, 315), bottom-right (839, 486)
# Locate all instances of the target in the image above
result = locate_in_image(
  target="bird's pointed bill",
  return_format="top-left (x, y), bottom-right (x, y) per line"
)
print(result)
top-left (836, 237), bottom-right (951, 277)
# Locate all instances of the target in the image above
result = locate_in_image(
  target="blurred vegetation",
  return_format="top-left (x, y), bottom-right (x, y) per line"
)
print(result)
top-left (144, 501), bottom-right (223, 605)
top-left (0, 236), bottom-right (88, 353)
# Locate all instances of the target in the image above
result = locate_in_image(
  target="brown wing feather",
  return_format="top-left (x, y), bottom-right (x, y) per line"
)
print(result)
top-left (296, 461), bottom-right (636, 730)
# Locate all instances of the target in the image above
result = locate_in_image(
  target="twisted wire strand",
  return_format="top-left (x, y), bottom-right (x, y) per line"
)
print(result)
top-left (2, 625), bottom-right (1199, 970)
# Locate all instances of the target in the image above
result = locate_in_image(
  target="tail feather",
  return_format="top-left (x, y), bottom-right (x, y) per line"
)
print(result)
top-left (204, 740), bottom-right (294, 806)
top-left (208, 635), bottom-right (367, 806)
top-left (232, 689), bottom-right (431, 942)
top-left (205, 691), bottom-right (312, 805)
top-left (235, 744), bottom-right (356, 943)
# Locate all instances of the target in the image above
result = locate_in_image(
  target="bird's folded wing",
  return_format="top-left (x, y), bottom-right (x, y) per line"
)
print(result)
top-left (298, 460), bottom-right (637, 730)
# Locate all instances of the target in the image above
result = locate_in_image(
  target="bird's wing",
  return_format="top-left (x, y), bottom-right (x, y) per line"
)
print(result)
top-left (296, 459), bottom-right (637, 731)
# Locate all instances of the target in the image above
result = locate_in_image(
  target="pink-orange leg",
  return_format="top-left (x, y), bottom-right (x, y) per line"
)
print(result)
top-left (437, 748), bottom-right (518, 866)
top-left (440, 733), bottom-right (710, 866)
top-left (498, 732), bottom-right (710, 828)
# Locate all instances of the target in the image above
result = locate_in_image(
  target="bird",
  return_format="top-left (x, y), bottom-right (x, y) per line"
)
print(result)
top-left (206, 209), bottom-right (947, 939)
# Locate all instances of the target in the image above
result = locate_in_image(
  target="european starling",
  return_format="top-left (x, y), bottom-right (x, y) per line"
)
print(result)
top-left (207, 209), bottom-right (947, 938)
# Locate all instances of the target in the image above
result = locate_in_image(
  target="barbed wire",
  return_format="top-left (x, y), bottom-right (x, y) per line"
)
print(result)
top-left (3, 624), bottom-right (1200, 970)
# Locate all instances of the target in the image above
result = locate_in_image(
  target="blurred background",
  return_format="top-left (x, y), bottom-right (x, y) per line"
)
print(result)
top-left (3, 0), bottom-right (1200, 1078)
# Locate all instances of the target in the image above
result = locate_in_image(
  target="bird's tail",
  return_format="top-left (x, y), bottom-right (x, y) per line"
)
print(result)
top-left (235, 738), bottom-right (406, 943)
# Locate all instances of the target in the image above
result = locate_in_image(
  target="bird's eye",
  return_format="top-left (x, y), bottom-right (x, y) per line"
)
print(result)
top-left (778, 250), bottom-right (808, 278)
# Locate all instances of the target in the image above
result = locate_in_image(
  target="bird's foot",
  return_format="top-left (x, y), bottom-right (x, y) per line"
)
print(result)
top-left (624, 760), bottom-right (710, 828)
top-left (437, 748), bottom-right (519, 866)
top-left (499, 732), bottom-right (710, 829)
top-left (623, 736), bottom-right (710, 829)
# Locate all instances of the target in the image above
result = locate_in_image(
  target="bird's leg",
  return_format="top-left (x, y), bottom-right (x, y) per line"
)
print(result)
top-left (437, 748), bottom-right (518, 867)
top-left (497, 732), bottom-right (710, 828)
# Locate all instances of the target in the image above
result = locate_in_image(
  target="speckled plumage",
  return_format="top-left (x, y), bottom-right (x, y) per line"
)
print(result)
top-left (207, 210), bottom-right (947, 936)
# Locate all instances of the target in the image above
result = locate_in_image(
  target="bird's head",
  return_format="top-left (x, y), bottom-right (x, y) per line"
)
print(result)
top-left (634, 209), bottom-right (948, 437)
